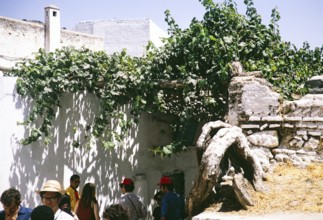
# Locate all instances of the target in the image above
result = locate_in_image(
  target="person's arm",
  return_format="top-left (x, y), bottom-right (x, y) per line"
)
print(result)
top-left (72, 212), bottom-right (80, 220)
top-left (74, 200), bottom-right (79, 213)
top-left (93, 202), bottom-right (100, 220)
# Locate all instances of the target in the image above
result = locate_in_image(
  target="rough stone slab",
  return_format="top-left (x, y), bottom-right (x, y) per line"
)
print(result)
top-left (296, 124), bottom-right (307, 128)
top-left (249, 116), bottom-right (261, 121)
top-left (232, 173), bottom-right (254, 209)
top-left (269, 124), bottom-right (281, 128)
top-left (241, 124), bottom-right (260, 129)
top-left (294, 94), bottom-right (323, 104)
top-left (296, 140), bottom-right (304, 148)
top-left (247, 131), bottom-right (279, 148)
top-left (308, 131), bottom-right (321, 136)
top-left (250, 147), bottom-right (273, 172)
top-left (304, 137), bottom-right (319, 151)
top-left (259, 123), bottom-right (268, 131)
top-left (272, 149), bottom-right (296, 155)
top-left (239, 78), bottom-right (280, 117)
top-left (262, 116), bottom-right (283, 122)
top-left (296, 123), bottom-right (318, 129)
top-left (294, 136), bottom-right (303, 141)
top-left (283, 116), bottom-right (302, 121)
top-left (302, 108), bottom-right (311, 115)
top-left (292, 109), bottom-right (303, 116)
top-left (310, 109), bottom-right (322, 117)
top-left (296, 130), bottom-right (307, 135)
top-left (303, 117), bottom-right (323, 122)
top-left (296, 149), bottom-right (318, 156)
top-left (275, 154), bottom-right (290, 162)
top-left (306, 124), bottom-right (319, 129)
top-left (282, 123), bottom-right (294, 128)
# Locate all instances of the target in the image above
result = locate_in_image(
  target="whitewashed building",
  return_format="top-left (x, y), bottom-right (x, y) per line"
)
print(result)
top-left (0, 5), bottom-right (197, 219)
top-left (74, 18), bottom-right (168, 57)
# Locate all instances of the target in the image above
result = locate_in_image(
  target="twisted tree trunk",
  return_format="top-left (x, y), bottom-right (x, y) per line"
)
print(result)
top-left (187, 121), bottom-right (265, 216)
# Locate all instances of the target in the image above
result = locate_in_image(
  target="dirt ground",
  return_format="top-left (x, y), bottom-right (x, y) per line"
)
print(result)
top-left (206, 162), bottom-right (323, 215)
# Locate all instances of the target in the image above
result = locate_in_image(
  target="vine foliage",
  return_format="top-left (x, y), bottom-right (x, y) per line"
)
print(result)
top-left (10, 48), bottom-right (145, 148)
top-left (6, 0), bottom-right (322, 156)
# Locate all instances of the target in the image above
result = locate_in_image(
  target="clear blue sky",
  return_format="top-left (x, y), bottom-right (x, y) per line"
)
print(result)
top-left (0, 0), bottom-right (322, 49)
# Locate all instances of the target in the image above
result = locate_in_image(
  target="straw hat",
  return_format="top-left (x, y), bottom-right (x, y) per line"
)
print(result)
top-left (37, 180), bottom-right (65, 194)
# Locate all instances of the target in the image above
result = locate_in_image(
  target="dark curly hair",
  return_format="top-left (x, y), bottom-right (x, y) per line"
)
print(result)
top-left (31, 205), bottom-right (54, 220)
top-left (103, 204), bottom-right (128, 220)
top-left (0, 188), bottom-right (21, 206)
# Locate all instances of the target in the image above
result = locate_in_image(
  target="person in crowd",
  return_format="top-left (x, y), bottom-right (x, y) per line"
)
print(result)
top-left (30, 205), bottom-right (54, 220)
top-left (117, 178), bottom-right (147, 220)
top-left (75, 183), bottom-right (99, 220)
top-left (177, 192), bottom-right (186, 220)
top-left (152, 191), bottom-right (163, 220)
top-left (58, 194), bottom-right (79, 220)
top-left (0, 188), bottom-right (32, 220)
top-left (102, 204), bottom-right (128, 220)
top-left (37, 180), bottom-right (74, 220)
top-left (158, 176), bottom-right (181, 220)
top-left (65, 174), bottom-right (80, 211)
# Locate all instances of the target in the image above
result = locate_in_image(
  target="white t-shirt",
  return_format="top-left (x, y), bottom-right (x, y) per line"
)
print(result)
top-left (54, 209), bottom-right (74, 220)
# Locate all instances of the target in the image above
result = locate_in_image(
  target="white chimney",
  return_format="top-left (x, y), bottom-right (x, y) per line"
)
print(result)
top-left (45, 5), bottom-right (61, 53)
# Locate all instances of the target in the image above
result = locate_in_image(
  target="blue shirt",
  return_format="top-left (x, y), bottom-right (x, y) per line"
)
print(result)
top-left (0, 206), bottom-right (32, 220)
top-left (161, 191), bottom-right (180, 220)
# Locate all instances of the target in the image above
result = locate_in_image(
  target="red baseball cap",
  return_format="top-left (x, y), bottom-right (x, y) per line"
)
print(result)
top-left (119, 178), bottom-right (134, 186)
top-left (158, 176), bottom-right (172, 185)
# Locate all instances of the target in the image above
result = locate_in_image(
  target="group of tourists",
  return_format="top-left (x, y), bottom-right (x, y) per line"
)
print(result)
top-left (0, 174), bottom-right (185, 220)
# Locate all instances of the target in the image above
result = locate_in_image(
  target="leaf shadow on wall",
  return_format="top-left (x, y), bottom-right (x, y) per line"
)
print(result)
top-left (9, 91), bottom-right (142, 210)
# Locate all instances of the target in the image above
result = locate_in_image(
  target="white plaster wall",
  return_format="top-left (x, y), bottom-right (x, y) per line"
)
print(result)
top-left (0, 77), bottom-right (59, 206)
top-left (0, 17), bottom-right (44, 59)
top-left (74, 19), bottom-right (168, 57)
top-left (0, 15), bottom-right (196, 218)
top-left (0, 16), bottom-right (104, 73)
top-left (0, 17), bottom-right (44, 70)
top-left (0, 77), bottom-right (198, 218)
top-left (149, 20), bottom-right (169, 48)
top-left (61, 29), bottom-right (104, 51)
top-left (45, 5), bottom-right (61, 52)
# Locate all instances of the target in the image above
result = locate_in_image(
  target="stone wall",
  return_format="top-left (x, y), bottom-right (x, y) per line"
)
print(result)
top-left (228, 73), bottom-right (323, 166)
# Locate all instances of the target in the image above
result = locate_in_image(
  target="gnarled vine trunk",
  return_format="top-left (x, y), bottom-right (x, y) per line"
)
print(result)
top-left (186, 121), bottom-right (265, 216)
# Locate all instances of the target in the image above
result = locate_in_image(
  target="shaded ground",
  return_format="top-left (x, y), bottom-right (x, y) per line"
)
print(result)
top-left (206, 162), bottom-right (323, 215)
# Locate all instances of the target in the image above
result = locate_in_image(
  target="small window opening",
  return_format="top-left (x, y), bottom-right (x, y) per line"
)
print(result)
top-left (163, 170), bottom-right (185, 195)
top-left (53, 11), bottom-right (57, 17)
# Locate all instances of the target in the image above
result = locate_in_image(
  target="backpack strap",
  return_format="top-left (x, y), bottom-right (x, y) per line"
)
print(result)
top-left (126, 195), bottom-right (140, 218)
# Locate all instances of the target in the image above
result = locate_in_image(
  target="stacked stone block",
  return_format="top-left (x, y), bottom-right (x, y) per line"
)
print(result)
top-left (228, 73), bottom-right (323, 165)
